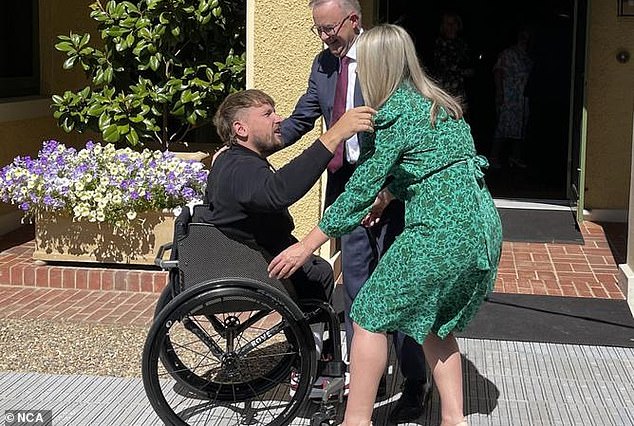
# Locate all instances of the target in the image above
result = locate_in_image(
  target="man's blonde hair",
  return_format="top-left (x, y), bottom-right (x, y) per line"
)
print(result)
top-left (213, 89), bottom-right (276, 146)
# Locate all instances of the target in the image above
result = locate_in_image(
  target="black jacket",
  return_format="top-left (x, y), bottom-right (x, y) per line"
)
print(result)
top-left (202, 141), bottom-right (333, 256)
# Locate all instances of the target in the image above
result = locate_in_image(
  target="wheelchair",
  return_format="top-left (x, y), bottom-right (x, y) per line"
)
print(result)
top-left (142, 206), bottom-right (347, 426)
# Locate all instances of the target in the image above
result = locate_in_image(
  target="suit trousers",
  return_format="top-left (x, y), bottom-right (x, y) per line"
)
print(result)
top-left (339, 195), bottom-right (427, 382)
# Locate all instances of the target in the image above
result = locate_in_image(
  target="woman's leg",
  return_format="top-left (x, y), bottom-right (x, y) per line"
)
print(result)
top-left (341, 322), bottom-right (388, 426)
top-left (422, 332), bottom-right (466, 426)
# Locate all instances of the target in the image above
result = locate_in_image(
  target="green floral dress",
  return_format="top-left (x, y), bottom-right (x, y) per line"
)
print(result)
top-left (319, 83), bottom-right (503, 343)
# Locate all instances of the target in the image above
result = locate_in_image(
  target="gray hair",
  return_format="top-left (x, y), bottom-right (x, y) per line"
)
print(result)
top-left (308, 0), bottom-right (362, 21)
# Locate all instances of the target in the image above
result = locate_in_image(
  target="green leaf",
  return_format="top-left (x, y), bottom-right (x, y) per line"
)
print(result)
top-left (117, 124), bottom-right (130, 134)
top-left (127, 127), bottom-right (139, 145)
top-left (98, 112), bottom-right (111, 131)
top-left (103, 124), bottom-right (121, 142)
top-left (87, 103), bottom-right (105, 116)
top-left (149, 55), bottom-right (160, 71)
top-left (63, 56), bottom-right (77, 69)
top-left (80, 33), bottom-right (91, 47)
top-left (159, 12), bottom-right (169, 25)
top-left (180, 90), bottom-right (192, 103)
top-left (103, 67), bottom-right (113, 84)
top-left (55, 41), bottom-right (74, 52)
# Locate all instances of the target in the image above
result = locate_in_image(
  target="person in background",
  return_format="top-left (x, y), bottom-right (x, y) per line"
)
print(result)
top-left (280, 0), bottom-right (430, 420)
top-left (431, 11), bottom-right (474, 112)
top-left (488, 25), bottom-right (534, 169)
top-left (269, 24), bottom-right (503, 426)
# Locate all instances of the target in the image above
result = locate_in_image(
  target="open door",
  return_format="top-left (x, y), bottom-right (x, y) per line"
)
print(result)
top-left (568, 0), bottom-right (589, 220)
top-left (377, 0), bottom-right (586, 204)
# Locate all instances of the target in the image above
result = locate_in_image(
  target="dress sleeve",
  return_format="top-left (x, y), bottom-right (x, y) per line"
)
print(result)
top-left (319, 126), bottom-right (404, 238)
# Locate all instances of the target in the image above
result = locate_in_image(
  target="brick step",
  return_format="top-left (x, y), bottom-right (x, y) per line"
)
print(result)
top-left (0, 221), bottom-right (627, 299)
top-left (0, 237), bottom-right (168, 294)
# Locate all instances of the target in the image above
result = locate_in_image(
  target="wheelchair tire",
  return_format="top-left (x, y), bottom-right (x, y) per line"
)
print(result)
top-left (142, 280), bottom-right (317, 426)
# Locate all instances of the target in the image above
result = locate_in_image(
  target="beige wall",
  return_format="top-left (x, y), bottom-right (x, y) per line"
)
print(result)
top-left (248, 0), bottom-right (323, 240)
top-left (0, 0), bottom-right (97, 231)
top-left (584, 3), bottom-right (634, 210)
top-left (248, 0), bottom-right (376, 240)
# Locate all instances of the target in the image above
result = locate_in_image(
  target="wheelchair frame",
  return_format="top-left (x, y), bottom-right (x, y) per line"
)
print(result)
top-left (142, 206), bottom-right (347, 426)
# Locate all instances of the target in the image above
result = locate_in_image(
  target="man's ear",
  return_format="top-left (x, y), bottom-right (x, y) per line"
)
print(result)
top-left (233, 120), bottom-right (248, 139)
top-left (350, 13), bottom-right (361, 31)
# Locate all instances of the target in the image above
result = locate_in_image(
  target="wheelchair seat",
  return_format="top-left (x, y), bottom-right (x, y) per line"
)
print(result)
top-left (177, 222), bottom-right (298, 301)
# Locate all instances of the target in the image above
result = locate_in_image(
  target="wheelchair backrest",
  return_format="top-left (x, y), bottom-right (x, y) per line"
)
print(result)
top-left (176, 222), bottom-right (296, 299)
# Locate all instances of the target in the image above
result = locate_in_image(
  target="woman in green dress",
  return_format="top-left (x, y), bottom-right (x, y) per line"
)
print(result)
top-left (269, 24), bottom-right (502, 426)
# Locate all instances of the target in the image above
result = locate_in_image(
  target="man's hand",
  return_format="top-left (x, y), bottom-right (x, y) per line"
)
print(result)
top-left (361, 189), bottom-right (393, 228)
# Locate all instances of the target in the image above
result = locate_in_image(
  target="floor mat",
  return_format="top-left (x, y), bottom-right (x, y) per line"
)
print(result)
top-left (456, 293), bottom-right (634, 347)
top-left (498, 207), bottom-right (584, 244)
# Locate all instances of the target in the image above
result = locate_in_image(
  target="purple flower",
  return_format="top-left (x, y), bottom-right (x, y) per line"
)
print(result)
top-left (0, 140), bottom-right (208, 223)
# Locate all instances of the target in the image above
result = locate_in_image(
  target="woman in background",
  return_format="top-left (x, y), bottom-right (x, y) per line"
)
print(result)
top-left (489, 25), bottom-right (534, 169)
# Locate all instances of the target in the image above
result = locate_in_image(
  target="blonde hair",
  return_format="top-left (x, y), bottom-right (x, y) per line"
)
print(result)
top-left (356, 24), bottom-right (463, 125)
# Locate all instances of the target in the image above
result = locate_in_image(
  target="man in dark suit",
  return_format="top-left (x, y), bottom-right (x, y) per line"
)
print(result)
top-left (280, 0), bottom-right (431, 422)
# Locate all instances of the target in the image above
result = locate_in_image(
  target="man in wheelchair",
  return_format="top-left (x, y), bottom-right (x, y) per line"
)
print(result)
top-left (200, 89), bottom-right (375, 397)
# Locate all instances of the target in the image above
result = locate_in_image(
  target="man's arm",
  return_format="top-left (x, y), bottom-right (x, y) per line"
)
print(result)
top-left (243, 106), bottom-right (376, 211)
top-left (280, 53), bottom-right (332, 147)
top-left (239, 141), bottom-right (332, 211)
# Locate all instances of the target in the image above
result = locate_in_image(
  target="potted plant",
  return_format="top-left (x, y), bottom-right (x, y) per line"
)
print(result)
top-left (52, 0), bottom-right (246, 150)
top-left (0, 0), bottom-right (246, 264)
top-left (0, 140), bottom-right (208, 264)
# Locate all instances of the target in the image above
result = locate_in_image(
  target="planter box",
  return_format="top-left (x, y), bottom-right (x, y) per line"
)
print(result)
top-left (33, 211), bottom-right (175, 265)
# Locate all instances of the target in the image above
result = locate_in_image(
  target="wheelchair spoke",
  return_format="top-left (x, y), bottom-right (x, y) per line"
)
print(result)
top-left (182, 315), bottom-right (225, 358)
top-left (143, 284), bottom-right (317, 426)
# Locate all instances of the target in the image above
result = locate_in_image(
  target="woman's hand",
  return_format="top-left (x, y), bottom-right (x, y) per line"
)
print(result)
top-left (268, 241), bottom-right (311, 279)
top-left (320, 106), bottom-right (376, 152)
top-left (268, 227), bottom-right (330, 279)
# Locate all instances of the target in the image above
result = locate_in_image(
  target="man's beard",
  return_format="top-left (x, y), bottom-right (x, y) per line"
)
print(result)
top-left (254, 136), bottom-right (282, 156)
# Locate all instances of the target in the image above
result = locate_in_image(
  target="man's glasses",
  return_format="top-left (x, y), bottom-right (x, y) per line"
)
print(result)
top-left (311, 14), bottom-right (353, 37)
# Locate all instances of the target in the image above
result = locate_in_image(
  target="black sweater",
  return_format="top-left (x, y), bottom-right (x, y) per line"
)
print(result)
top-left (202, 141), bottom-right (333, 256)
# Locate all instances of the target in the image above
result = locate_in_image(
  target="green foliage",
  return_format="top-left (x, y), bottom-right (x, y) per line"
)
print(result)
top-left (52, 0), bottom-right (245, 149)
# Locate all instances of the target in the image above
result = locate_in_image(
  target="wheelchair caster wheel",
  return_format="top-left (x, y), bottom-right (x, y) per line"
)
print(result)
top-left (310, 406), bottom-right (337, 426)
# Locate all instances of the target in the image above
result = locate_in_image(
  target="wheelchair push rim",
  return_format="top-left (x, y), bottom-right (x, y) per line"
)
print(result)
top-left (142, 280), bottom-right (317, 426)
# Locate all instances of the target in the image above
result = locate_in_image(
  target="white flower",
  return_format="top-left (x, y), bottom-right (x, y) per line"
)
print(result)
top-left (0, 140), bottom-right (208, 226)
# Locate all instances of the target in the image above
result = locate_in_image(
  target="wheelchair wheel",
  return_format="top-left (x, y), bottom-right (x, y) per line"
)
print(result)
top-left (142, 280), bottom-right (317, 426)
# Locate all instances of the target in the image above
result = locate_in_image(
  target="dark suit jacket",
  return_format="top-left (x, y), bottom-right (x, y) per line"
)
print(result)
top-left (281, 49), bottom-right (364, 206)
top-left (281, 49), bottom-right (364, 146)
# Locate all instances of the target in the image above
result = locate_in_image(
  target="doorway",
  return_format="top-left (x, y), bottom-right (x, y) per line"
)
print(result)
top-left (376, 0), bottom-right (584, 202)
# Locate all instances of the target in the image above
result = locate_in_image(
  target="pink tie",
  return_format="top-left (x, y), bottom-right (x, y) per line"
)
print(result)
top-left (327, 56), bottom-right (350, 173)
